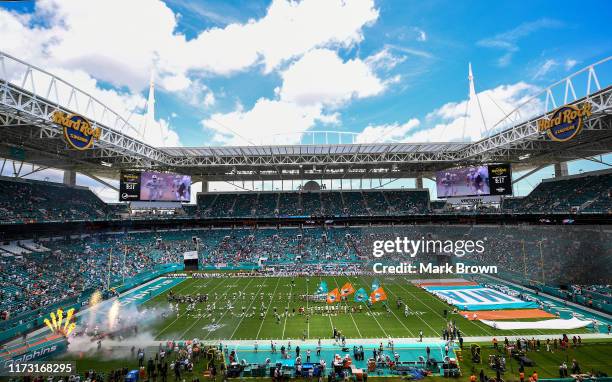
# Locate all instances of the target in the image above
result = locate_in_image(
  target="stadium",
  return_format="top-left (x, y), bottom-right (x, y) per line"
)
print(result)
top-left (1, 2), bottom-right (612, 382)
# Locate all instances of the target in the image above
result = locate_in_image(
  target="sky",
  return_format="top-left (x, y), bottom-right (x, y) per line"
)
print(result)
top-left (0, 0), bottom-right (610, 201)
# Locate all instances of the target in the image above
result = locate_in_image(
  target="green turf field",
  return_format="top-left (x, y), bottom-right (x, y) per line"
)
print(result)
top-left (143, 276), bottom-right (593, 341)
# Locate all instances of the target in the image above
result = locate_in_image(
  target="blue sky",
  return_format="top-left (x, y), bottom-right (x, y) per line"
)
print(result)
top-left (0, 0), bottom-right (610, 199)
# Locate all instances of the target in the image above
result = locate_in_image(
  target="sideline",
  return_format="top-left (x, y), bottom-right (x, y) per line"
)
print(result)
top-left (102, 332), bottom-right (612, 348)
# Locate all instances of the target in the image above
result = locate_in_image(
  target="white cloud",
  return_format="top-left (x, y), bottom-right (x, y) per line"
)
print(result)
top-left (415, 28), bottom-right (427, 42)
top-left (352, 81), bottom-right (542, 145)
top-left (279, 49), bottom-right (386, 108)
top-left (1, 0), bottom-right (379, 91)
top-left (415, 82), bottom-right (541, 142)
top-left (182, 0), bottom-right (380, 75)
top-left (478, 18), bottom-right (563, 67)
top-left (365, 47), bottom-right (407, 71)
top-left (203, 92), bottom-right (216, 108)
top-left (132, 115), bottom-right (182, 147)
top-left (160, 73), bottom-right (192, 92)
top-left (382, 43), bottom-right (432, 59)
top-left (532, 59), bottom-right (557, 80)
top-left (0, 0), bottom-right (380, 148)
top-left (236, 0), bottom-right (380, 73)
top-left (173, 79), bottom-right (216, 109)
top-left (29, 0), bottom-right (185, 91)
top-left (564, 59), bottom-right (578, 71)
top-left (202, 48), bottom-right (395, 145)
top-left (355, 119), bottom-right (420, 143)
top-left (202, 99), bottom-right (335, 145)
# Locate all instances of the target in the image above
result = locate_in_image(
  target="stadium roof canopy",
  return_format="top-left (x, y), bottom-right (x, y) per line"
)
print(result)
top-left (1, 51), bottom-right (611, 182)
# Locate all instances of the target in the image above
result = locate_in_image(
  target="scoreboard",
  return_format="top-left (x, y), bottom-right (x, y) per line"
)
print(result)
top-left (119, 171), bottom-right (191, 202)
top-left (119, 172), bottom-right (141, 202)
top-left (436, 163), bottom-right (512, 198)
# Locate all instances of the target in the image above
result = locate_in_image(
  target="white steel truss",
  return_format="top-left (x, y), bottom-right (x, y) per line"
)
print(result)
top-left (0, 50), bottom-right (611, 181)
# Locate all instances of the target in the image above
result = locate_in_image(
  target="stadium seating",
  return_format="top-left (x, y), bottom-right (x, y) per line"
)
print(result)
top-left (363, 190), bottom-right (389, 215)
top-left (0, 231), bottom-right (187, 324)
top-left (233, 192), bottom-right (258, 216)
top-left (0, 177), bottom-right (117, 223)
top-left (301, 192), bottom-right (322, 216)
top-left (278, 192), bottom-right (301, 216)
top-left (501, 197), bottom-right (524, 211)
top-left (320, 191), bottom-right (345, 216)
top-left (0, 226), bottom-right (363, 322)
top-left (507, 171), bottom-right (612, 213)
top-left (1, 171), bottom-right (610, 224)
top-left (430, 200), bottom-right (447, 210)
top-left (194, 189), bottom-right (431, 218)
top-left (342, 191), bottom-right (369, 216)
top-left (385, 190), bottom-right (430, 214)
top-left (181, 204), bottom-right (200, 216)
top-left (195, 193), bottom-right (217, 217)
top-left (209, 193), bottom-right (237, 217)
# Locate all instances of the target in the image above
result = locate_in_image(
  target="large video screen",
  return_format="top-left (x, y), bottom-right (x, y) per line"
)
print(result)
top-left (119, 171), bottom-right (191, 202)
top-left (436, 164), bottom-right (511, 198)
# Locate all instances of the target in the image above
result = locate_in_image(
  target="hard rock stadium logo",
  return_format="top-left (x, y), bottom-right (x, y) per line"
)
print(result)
top-left (43, 308), bottom-right (77, 337)
top-left (490, 166), bottom-right (507, 176)
top-left (51, 110), bottom-right (101, 150)
top-left (537, 102), bottom-right (592, 142)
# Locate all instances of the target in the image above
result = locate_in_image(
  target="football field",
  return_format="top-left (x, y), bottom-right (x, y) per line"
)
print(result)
top-left (143, 275), bottom-right (591, 341)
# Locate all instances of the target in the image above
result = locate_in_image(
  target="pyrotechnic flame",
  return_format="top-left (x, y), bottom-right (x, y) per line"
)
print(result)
top-left (44, 318), bottom-right (55, 332)
top-left (88, 290), bottom-right (103, 327)
top-left (89, 290), bottom-right (102, 307)
top-left (66, 322), bottom-right (77, 336)
top-left (50, 311), bottom-right (58, 329)
top-left (108, 300), bottom-right (120, 331)
top-left (64, 308), bottom-right (75, 330)
top-left (57, 309), bottom-right (63, 329)
top-left (45, 308), bottom-right (77, 337)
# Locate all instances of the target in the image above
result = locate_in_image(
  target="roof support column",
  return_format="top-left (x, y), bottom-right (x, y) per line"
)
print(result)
top-left (554, 162), bottom-right (568, 178)
top-left (416, 177), bottom-right (424, 189)
top-left (63, 170), bottom-right (76, 186)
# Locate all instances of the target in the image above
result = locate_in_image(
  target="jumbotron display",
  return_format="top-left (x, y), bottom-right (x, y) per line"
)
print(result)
top-left (119, 171), bottom-right (191, 202)
top-left (436, 164), bottom-right (512, 198)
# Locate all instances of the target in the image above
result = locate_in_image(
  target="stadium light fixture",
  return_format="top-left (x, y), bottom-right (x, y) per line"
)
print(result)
top-left (518, 154), bottom-right (531, 160)
top-left (100, 161), bottom-right (112, 167)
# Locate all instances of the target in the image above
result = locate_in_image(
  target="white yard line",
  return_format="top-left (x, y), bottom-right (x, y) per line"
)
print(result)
top-left (200, 277), bottom-right (256, 341)
top-left (281, 281), bottom-right (295, 339)
top-left (156, 277), bottom-right (218, 338)
top-left (320, 277), bottom-right (335, 336)
top-left (306, 279), bottom-right (310, 339)
top-left (230, 278), bottom-right (270, 340)
top-left (255, 277), bottom-right (282, 339)
top-left (355, 275), bottom-right (414, 337)
top-left (345, 275), bottom-right (389, 337)
top-left (174, 277), bottom-right (234, 339)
